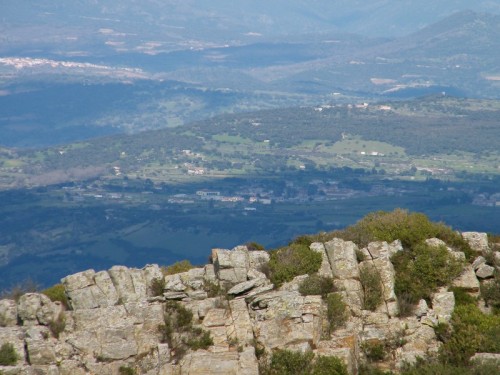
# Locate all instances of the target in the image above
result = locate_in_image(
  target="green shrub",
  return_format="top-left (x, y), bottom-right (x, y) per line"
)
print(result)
top-left (299, 275), bottom-right (335, 298)
top-left (326, 293), bottom-right (348, 334)
top-left (311, 355), bottom-right (349, 375)
top-left (162, 260), bottom-right (194, 276)
top-left (393, 243), bottom-right (463, 304)
top-left (245, 242), bottom-right (265, 250)
top-left (261, 350), bottom-right (348, 375)
top-left (0, 343), bottom-right (18, 366)
top-left (362, 341), bottom-right (386, 362)
top-left (360, 265), bottom-right (384, 311)
top-left (359, 364), bottom-right (394, 375)
top-left (150, 277), bottom-right (166, 297)
top-left (118, 366), bottom-right (136, 375)
top-left (450, 287), bottom-right (477, 307)
top-left (440, 303), bottom-right (500, 365)
top-left (268, 244), bottom-right (322, 287)
top-left (204, 281), bottom-right (225, 298)
top-left (480, 274), bottom-right (500, 312)
top-left (330, 209), bottom-right (472, 258)
top-left (433, 322), bottom-right (452, 343)
top-left (355, 248), bottom-right (366, 262)
top-left (400, 357), bottom-right (500, 375)
top-left (48, 312), bottom-right (66, 339)
top-left (158, 301), bottom-right (212, 360)
top-left (184, 328), bottom-right (213, 350)
top-left (42, 284), bottom-right (69, 309)
top-left (263, 349), bottom-right (314, 375)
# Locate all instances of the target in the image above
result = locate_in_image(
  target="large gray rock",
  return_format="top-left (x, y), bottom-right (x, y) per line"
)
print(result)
top-left (93, 271), bottom-right (120, 306)
top-left (228, 278), bottom-right (267, 295)
top-left (425, 238), bottom-right (465, 260)
top-left (0, 299), bottom-right (17, 327)
top-left (366, 241), bottom-right (391, 260)
top-left (179, 349), bottom-right (258, 375)
top-left (472, 256), bottom-right (487, 270)
top-left (476, 264), bottom-right (495, 279)
top-left (25, 338), bottom-right (56, 365)
top-left (462, 232), bottom-right (490, 254)
top-left (180, 268), bottom-right (206, 290)
top-left (431, 291), bottom-right (455, 323)
top-left (248, 250), bottom-right (270, 271)
top-left (68, 305), bottom-right (141, 361)
top-left (324, 239), bottom-right (360, 280)
top-left (310, 242), bottom-right (334, 277)
top-left (17, 293), bottom-right (62, 326)
top-left (250, 291), bottom-right (322, 350)
top-left (212, 248), bottom-right (250, 288)
top-left (452, 265), bottom-right (480, 292)
top-left (62, 269), bottom-right (119, 309)
top-left (471, 353), bottom-right (500, 366)
top-left (108, 265), bottom-right (146, 303)
top-left (229, 298), bottom-right (254, 346)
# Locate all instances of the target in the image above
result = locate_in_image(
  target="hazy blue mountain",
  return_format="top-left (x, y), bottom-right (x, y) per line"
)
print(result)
top-left (2, 1), bottom-right (500, 57)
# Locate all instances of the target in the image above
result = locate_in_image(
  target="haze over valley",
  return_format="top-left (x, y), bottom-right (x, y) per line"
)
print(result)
top-left (0, 1), bottom-right (499, 290)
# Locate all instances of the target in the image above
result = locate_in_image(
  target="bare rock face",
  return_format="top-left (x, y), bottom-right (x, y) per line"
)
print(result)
top-left (0, 236), bottom-right (485, 375)
top-left (249, 291), bottom-right (323, 351)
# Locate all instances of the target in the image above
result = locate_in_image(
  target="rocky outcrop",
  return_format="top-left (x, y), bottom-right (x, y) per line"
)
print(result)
top-left (0, 236), bottom-right (494, 374)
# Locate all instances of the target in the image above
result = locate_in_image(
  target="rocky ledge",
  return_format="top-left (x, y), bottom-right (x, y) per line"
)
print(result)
top-left (0, 232), bottom-right (499, 374)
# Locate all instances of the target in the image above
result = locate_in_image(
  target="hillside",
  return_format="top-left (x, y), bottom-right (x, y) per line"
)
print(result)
top-left (2, 11), bottom-right (500, 148)
top-left (2, 96), bottom-right (499, 188)
top-left (0, 211), bottom-right (499, 374)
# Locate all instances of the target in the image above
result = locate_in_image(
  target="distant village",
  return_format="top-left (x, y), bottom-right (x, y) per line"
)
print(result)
top-left (57, 176), bottom-right (500, 210)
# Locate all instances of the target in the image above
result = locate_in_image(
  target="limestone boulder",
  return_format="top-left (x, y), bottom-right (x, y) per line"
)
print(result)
top-left (462, 232), bottom-right (490, 254)
top-left (25, 338), bottom-right (56, 365)
top-left (67, 305), bottom-right (141, 360)
top-left (93, 270), bottom-right (120, 307)
top-left (228, 278), bottom-right (267, 296)
top-left (250, 291), bottom-right (323, 350)
top-left (212, 248), bottom-right (250, 288)
top-left (471, 353), bottom-right (500, 366)
top-left (180, 268), bottom-right (206, 290)
top-left (415, 299), bottom-right (429, 318)
top-left (452, 265), bottom-right (480, 292)
top-left (164, 273), bottom-right (186, 292)
top-left (62, 269), bottom-right (119, 309)
top-left (324, 239), bottom-right (360, 280)
top-left (17, 293), bottom-right (62, 326)
top-left (431, 291), bottom-right (455, 323)
top-left (366, 241), bottom-right (391, 260)
top-left (248, 250), bottom-right (270, 271)
top-left (108, 265), bottom-right (146, 303)
top-left (472, 256), bottom-right (487, 271)
top-left (229, 299), bottom-right (254, 346)
top-left (310, 242), bottom-right (334, 277)
top-left (476, 264), bottom-right (495, 279)
top-left (0, 299), bottom-right (17, 327)
top-left (179, 349), bottom-right (258, 375)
